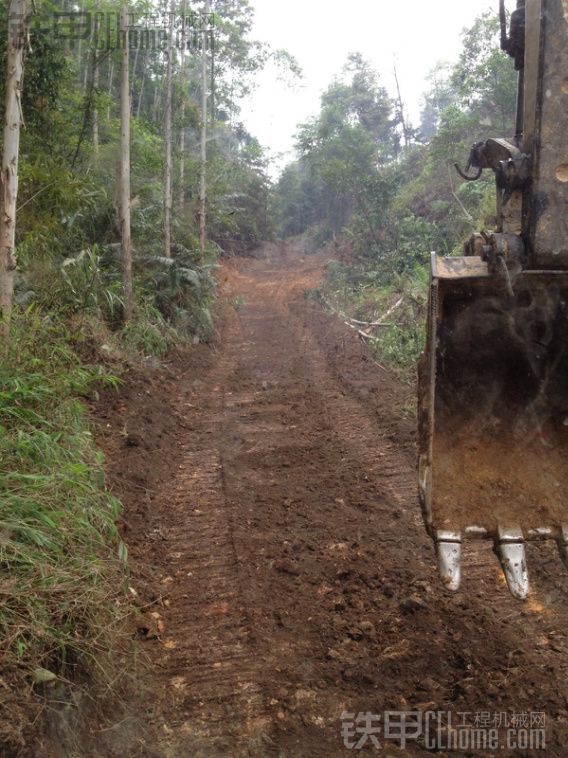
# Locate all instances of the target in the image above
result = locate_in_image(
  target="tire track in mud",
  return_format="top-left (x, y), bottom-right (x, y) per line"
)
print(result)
top-left (143, 340), bottom-right (272, 756)
top-left (130, 243), bottom-right (568, 757)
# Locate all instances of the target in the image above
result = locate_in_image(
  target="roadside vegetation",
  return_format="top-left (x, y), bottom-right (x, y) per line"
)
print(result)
top-left (1, 314), bottom-right (125, 735)
top-left (0, 0), bottom-right (299, 748)
top-left (273, 12), bottom-right (516, 376)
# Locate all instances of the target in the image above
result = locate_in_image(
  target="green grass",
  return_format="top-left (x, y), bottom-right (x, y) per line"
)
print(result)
top-left (319, 260), bottom-right (428, 379)
top-left (0, 310), bottom-right (127, 692)
top-left (0, 252), bottom-right (216, 747)
top-left (119, 300), bottom-right (179, 357)
top-left (372, 321), bottom-right (424, 375)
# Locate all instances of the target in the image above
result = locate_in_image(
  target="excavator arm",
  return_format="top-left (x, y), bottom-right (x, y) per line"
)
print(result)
top-left (418, 0), bottom-right (568, 599)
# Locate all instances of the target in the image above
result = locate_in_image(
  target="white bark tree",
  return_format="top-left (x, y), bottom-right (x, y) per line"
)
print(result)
top-left (107, 60), bottom-right (114, 121)
top-left (0, 0), bottom-right (26, 334)
top-left (92, 6), bottom-right (101, 152)
top-left (199, 0), bottom-right (210, 261)
top-left (92, 52), bottom-right (100, 153)
top-left (163, 0), bottom-right (175, 258)
top-left (178, 0), bottom-right (187, 212)
top-left (136, 52), bottom-right (146, 118)
top-left (119, 6), bottom-right (133, 321)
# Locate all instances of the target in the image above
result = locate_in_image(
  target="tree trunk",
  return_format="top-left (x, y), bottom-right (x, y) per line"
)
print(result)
top-left (199, 0), bottom-right (210, 261)
top-left (136, 54), bottom-right (146, 119)
top-left (0, 0), bottom-right (26, 334)
top-left (393, 64), bottom-right (410, 149)
top-left (78, 6), bottom-right (85, 89)
top-left (107, 60), bottom-right (114, 121)
top-left (152, 70), bottom-right (162, 123)
top-left (210, 24), bottom-right (215, 126)
top-left (92, 52), bottom-right (99, 153)
top-left (178, 0), bottom-right (187, 212)
top-left (131, 45), bottom-right (139, 113)
top-left (119, 7), bottom-right (133, 322)
top-left (163, 0), bottom-right (175, 258)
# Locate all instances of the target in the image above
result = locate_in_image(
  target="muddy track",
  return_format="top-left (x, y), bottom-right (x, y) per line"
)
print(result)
top-left (100, 243), bottom-right (568, 757)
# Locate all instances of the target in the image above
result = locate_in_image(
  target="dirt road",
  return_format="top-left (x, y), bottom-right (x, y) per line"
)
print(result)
top-left (99, 243), bottom-right (568, 756)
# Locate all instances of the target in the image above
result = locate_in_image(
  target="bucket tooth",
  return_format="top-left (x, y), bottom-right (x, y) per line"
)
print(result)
top-left (436, 530), bottom-right (462, 592)
top-left (497, 526), bottom-right (529, 600)
top-left (557, 526), bottom-right (568, 569)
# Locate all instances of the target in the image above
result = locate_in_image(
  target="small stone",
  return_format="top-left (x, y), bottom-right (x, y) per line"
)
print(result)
top-left (360, 620), bottom-right (377, 639)
top-left (417, 677), bottom-right (436, 692)
top-left (274, 560), bottom-right (300, 576)
top-left (347, 626), bottom-right (363, 641)
top-left (399, 595), bottom-right (428, 613)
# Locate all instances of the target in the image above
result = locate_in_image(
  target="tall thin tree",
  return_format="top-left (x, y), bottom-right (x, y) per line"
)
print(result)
top-left (136, 51), bottom-right (146, 118)
top-left (107, 59), bottom-right (114, 121)
top-left (199, 0), bottom-right (210, 261)
top-left (119, 6), bottom-right (133, 321)
top-left (393, 64), bottom-right (410, 149)
top-left (0, 0), bottom-right (26, 334)
top-left (163, 0), bottom-right (175, 258)
top-left (178, 0), bottom-right (187, 211)
top-left (92, 51), bottom-right (100, 152)
top-left (90, 7), bottom-right (101, 152)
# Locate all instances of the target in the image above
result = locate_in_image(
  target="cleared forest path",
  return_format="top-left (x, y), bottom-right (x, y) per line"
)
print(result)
top-left (122, 242), bottom-right (568, 757)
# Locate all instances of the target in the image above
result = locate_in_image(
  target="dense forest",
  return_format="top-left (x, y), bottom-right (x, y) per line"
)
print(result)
top-left (273, 12), bottom-right (516, 371)
top-left (0, 1), bottom-right (518, 748)
top-left (0, 0), bottom-right (291, 745)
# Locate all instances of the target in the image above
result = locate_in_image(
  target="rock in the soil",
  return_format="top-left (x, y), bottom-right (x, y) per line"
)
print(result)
top-left (359, 620), bottom-right (377, 639)
top-left (273, 559), bottom-right (300, 576)
top-left (417, 676), bottom-right (437, 692)
top-left (399, 595), bottom-right (428, 613)
top-left (347, 626), bottom-right (363, 641)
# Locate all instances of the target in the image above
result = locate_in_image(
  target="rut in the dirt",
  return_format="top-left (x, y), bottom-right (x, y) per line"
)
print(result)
top-left (112, 244), bottom-right (568, 757)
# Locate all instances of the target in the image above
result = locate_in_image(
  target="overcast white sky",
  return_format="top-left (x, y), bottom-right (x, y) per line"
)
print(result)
top-left (241, 0), bottom-right (498, 174)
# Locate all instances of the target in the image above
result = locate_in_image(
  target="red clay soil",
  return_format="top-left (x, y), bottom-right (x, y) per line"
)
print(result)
top-left (49, 243), bottom-right (568, 756)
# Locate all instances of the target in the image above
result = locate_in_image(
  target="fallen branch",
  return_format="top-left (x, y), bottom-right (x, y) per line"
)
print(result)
top-left (344, 321), bottom-right (379, 341)
top-left (345, 296), bottom-right (405, 329)
top-left (346, 320), bottom-right (412, 329)
top-left (341, 324), bottom-right (390, 373)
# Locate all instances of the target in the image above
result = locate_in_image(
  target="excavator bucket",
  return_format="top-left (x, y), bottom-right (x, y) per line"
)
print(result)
top-left (418, 0), bottom-right (568, 599)
top-left (419, 255), bottom-right (568, 599)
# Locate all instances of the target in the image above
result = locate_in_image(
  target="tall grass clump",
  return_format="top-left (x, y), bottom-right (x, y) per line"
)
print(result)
top-left (0, 310), bottom-right (127, 713)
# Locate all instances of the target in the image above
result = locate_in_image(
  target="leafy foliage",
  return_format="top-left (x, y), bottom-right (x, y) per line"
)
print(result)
top-left (0, 2), bottom-right (296, 743)
top-left (275, 10), bottom-right (517, 373)
top-left (0, 312), bottom-right (126, 708)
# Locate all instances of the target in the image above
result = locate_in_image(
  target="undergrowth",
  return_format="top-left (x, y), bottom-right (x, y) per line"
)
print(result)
top-left (0, 237), bottom-right (220, 753)
top-left (314, 258), bottom-right (429, 379)
top-left (0, 311), bottom-right (128, 749)
top-left (0, 236), bottom-right (219, 748)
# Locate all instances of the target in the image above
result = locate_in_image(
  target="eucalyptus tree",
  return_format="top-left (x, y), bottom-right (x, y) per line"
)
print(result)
top-left (163, 0), bottom-right (175, 258)
top-left (0, 0), bottom-right (26, 334)
top-left (199, 0), bottom-right (210, 260)
top-left (119, 5), bottom-right (133, 321)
